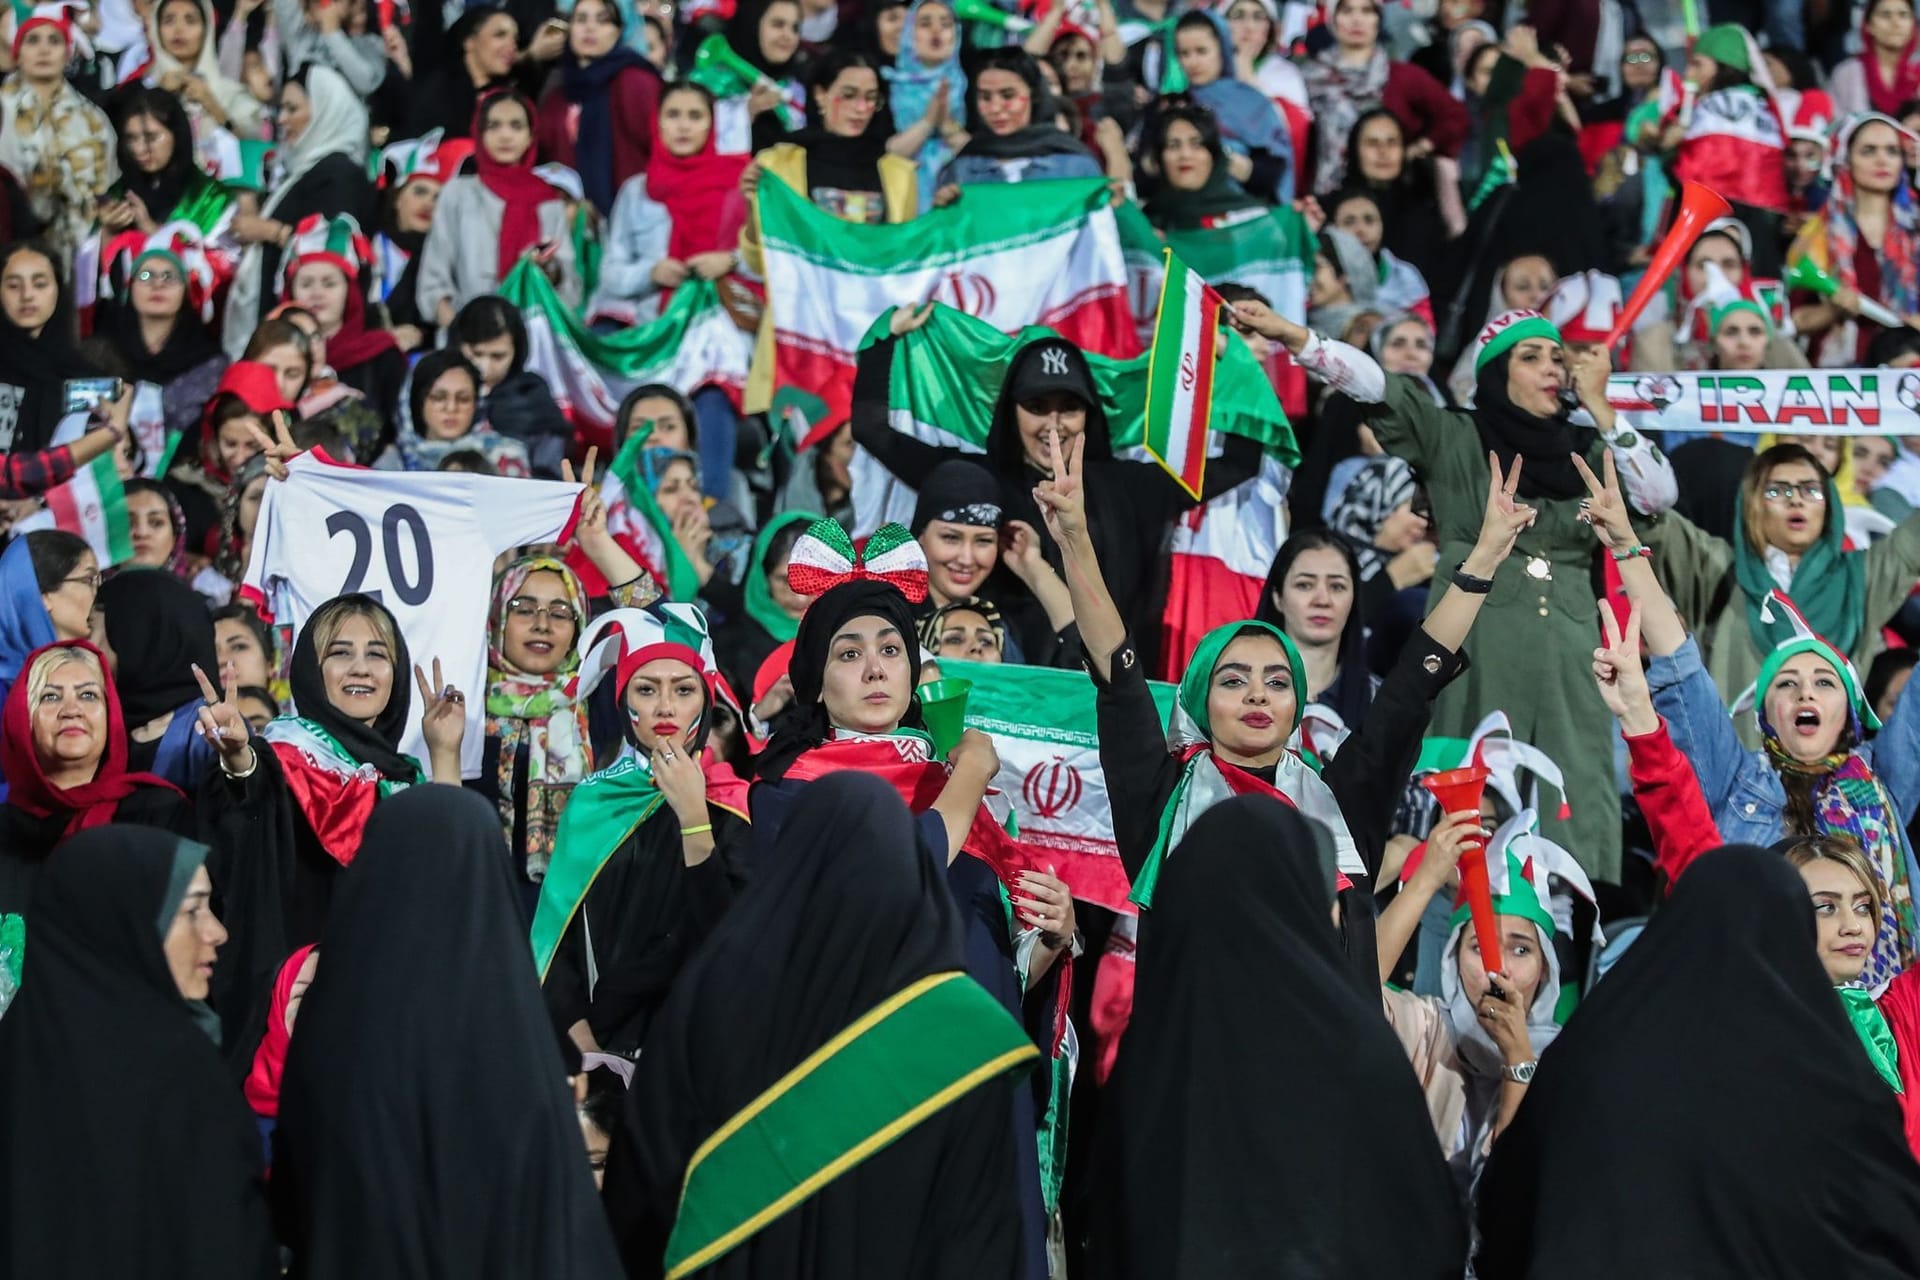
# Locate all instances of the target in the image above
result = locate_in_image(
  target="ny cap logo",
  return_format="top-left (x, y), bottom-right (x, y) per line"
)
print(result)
top-left (1040, 348), bottom-right (1070, 377)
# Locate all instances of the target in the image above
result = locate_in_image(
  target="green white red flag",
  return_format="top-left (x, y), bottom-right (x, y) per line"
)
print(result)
top-left (14, 452), bottom-right (133, 567)
top-left (1143, 249), bottom-right (1224, 499)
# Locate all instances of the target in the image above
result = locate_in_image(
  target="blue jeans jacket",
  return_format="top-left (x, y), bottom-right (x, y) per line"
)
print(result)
top-left (1648, 635), bottom-right (1920, 847)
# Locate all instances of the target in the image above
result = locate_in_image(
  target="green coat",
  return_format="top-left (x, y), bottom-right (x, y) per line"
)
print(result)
top-left (1364, 376), bottom-right (1622, 883)
top-left (1641, 506), bottom-right (1920, 748)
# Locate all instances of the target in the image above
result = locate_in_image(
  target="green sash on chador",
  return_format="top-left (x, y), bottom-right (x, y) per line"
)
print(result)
top-left (661, 970), bottom-right (1039, 1279)
top-left (528, 753), bottom-right (666, 980)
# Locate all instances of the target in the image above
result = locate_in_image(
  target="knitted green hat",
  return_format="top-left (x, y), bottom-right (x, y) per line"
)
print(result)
top-left (1709, 297), bottom-right (1773, 339)
top-left (1473, 309), bottom-right (1564, 375)
top-left (1694, 23), bottom-right (1752, 72)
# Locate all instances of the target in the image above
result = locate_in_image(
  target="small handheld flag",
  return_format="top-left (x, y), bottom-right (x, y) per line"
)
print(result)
top-left (1143, 248), bottom-right (1223, 500)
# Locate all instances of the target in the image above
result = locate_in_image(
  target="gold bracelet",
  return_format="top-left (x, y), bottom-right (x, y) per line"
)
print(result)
top-left (680, 823), bottom-right (713, 837)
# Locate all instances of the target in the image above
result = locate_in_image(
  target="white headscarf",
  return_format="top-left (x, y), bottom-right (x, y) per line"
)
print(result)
top-left (144, 0), bottom-right (260, 134)
top-left (265, 64), bottom-right (368, 217)
top-left (222, 65), bottom-right (369, 356)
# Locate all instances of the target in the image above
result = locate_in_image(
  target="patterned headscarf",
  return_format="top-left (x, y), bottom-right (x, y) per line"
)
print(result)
top-left (485, 555), bottom-right (594, 880)
top-left (1327, 455), bottom-right (1417, 579)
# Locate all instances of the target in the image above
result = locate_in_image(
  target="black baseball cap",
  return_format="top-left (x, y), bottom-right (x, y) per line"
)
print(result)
top-left (1005, 337), bottom-right (1096, 407)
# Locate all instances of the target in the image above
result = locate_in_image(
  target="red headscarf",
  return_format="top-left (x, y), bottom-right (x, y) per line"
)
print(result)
top-left (244, 944), bottom-right (317, 1118)
top-left (473, 90), bottom-right (563, 283)
top-left (1863, 7), bottom-right (1920, 116)
top-left (646, 96), bottom-right (750, 274)
top-left (0, 639), bottom-right (182, 834)
top-left (322, 280), bottom-right (398, 373)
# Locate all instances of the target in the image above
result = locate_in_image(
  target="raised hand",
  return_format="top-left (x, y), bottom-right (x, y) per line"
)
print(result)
top-left (999, 518), bottom-right (1048, 582)
top-left (1473, 452), bottom-right (1537, 566)
top-left (1592, 599), bottom-right (1656, 733)
top-left (245, 410), bottom-right (302, 481)
top-left (890, 301), bottom-right (935, 336)
top-left (650, 737), bottom-right (709, 824)
top-left (413, 658), bottom-right (468, 759)
top-left (1031, 429), bottom-right (1086, 545)
top-left (1014, 864), bottom-right (1077, 949)
top-left (1571, 449), bottom-right (1636, 550)
top-left (192, 662), bottom-right (253, 766)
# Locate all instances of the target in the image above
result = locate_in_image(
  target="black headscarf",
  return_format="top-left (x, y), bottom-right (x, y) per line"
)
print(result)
top-left (112, 87), bottom-right (201, 226)
top-left (955, 48), bottom-right (1088, 162)
top-left (601, 772), bottom-right (1025, 1277)
top-left (1088, 796), bottom-right (1466, 1278)
top-left (272, 787), bottom-right (624, 1278)
top-left (0, 826), bottom-right (276, 1278)
top-left (100, 287), bottom-right (222, 386)
top-left (285, 595), bottom-right (420, 783)
top-left (98, 568), bottom-right (217, 727)
top-left (1472, 346), bottom-right (1596, 502)
top-left (754, 578), bottom-right (926, 782)
top-left (723, 0), bottom-right (800, 79)
top-left (1255, 531), bottom-right (1373, 730)
top-left (910, 458), bottom-right (1003, 534)
top-left (0, 242), bottom-right (101, 454)
top-left (1475, 846), bottom-right (1920, 1279)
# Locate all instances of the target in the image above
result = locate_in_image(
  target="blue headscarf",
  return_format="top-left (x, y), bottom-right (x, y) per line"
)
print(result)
top-left (1182, 10), bottom-right (1295, 202)
top-left (0, 537), bottom-right (55, 712)
top-left (886, 0), bottom-right (965, 209)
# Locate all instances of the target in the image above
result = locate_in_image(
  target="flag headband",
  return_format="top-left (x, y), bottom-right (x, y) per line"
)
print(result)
top-left (785, 519), bottom-right (929, 603)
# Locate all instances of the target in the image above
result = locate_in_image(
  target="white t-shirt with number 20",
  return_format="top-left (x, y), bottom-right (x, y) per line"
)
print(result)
top-left (242, 450), bottom-right (584, 777)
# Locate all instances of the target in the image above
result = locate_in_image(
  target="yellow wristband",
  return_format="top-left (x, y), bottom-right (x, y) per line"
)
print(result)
top-left (680, 823), bottom-right (713, 837)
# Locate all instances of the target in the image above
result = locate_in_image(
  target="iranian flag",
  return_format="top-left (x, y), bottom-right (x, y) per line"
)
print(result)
top-left (1665, 83), bottom-right (1789, 212)
top-left (588, 429), bottom-right (702, 601)
top-left (501, 259), bottom-right (753, 448)
top-left (1143, 250), bottom-right (1224, 499)
top-left (944, 658), bottom-right (1175, 913)
top-left (850, 302), bottom-right (1294, 534)
top-left (758, 175), bottom-right (1140, 446)
top-left (14, 453), bottom-right (133, 566)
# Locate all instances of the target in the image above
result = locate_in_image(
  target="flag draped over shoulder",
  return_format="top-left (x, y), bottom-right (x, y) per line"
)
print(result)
top-left (849, 300), bottom-right (1296, 533)
top-left (758, 175), bottom-right (1141, 446)
top-left (501, 259), bottom-right (753, 444)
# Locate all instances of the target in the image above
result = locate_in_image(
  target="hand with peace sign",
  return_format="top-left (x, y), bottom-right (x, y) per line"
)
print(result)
top-left (560, 448), bottom-right (650, 591)
top-left (245, 410), bottom-right (303, 482)
top-left (1031, 428), bottom-right (1087, 547)
top-left (1592, 598), bottom-right (1658, 736)
top-left (1467, 451), bottom-right (1538, 573)
top-left (413, 658), bottom-right (468, 784)
top-left (1570, 450), bottom-right (1637, 552)
top-left (193, 663), bottom-right (255, 775)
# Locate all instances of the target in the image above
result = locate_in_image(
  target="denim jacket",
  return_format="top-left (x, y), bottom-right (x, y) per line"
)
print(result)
top-left (1648, 635), bottom-right (1920, 847)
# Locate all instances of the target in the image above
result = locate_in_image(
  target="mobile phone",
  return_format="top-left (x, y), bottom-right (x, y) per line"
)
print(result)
top-left (63, 378), bottom-right (124, 415)
top-left (544, 16), bottom-right (568, 33)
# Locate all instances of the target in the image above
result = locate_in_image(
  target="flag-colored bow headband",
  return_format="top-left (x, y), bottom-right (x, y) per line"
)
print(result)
top-left (785, 518), bottom-right (929, 603)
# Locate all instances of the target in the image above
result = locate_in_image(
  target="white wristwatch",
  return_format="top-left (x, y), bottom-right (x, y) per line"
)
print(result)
top-left (1503, 1059), bottom-right (1538, 1084)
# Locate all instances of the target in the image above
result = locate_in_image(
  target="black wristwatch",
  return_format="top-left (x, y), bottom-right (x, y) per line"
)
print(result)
top-left (1451, 562), bottom-right (1494, 595)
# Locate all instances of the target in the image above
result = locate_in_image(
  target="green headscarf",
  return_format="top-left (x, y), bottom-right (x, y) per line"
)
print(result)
top-left (1754, 633), bottom-right (1883, 732)
top-left (1731, 471), bottom-right (1866, 662)
top-left (1693, 23), bottom-right (1751, 72)
top-left (1176, 620), bottom-right (1307, 737)
top-left (743, 510), bottom-right (818, 645)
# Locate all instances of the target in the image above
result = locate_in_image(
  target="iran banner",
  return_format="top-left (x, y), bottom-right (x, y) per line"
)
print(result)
top-left (14, 453), bottom-right (133, 566)
top-left (502, 260), bottom-right (752, 447)
top-left (1603, 367), bottom-right (1920, 432)
top-left (943, 658), bottom-right (1176, 913)
top-left (1143, 251), bottom-right (1223, 499)
top-left (757, 175), bottom-right (1140, 446)
top-left (849, 302), bottom-right (1295, 535)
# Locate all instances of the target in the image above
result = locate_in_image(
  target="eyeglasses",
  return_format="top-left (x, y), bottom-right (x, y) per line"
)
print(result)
top-left (62, 570), bottom-right (100, 592)
top-left (1762, 482), bottom-right (1828, 504)
top-left (135, 268), bottom-right (179, 285)
top-left (506, 597), bottom-right (578, 626)
top-left (1623, 50), bottom-right (1658, 64)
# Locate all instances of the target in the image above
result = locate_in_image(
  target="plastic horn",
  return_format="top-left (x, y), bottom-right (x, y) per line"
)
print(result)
top-left (949, 0), bottom-right (1035, 32)
top-left (1604, 181), bottom-right (1732, 348)
top-left (1421, 765), bottom-right (1501, 975)
top-left (1784, 257), bottom-right (1907, 329)
top-left (916, 678), bottom-right (974, 758)
top-left (693, 34), bottom-right (775, 90)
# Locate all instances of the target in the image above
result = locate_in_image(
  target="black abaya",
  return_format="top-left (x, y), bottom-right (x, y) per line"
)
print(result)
top-left (601, 772), bottom-right (1030, 1279)
top-left (1086, 796), bottom-right (1466, 1278)
top-left (1475, 846), bottom-right (1920, 1279)
top-left (0, 826), bottom-right (275, 1279)
top-left (272, 786), bottom-right (623, 1279)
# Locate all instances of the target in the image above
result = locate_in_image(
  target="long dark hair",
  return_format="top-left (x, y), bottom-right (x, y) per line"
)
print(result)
top-left (1143, 99), bottom-right (1229, 181)
top-left (1254, 529), bottom-right (1371, 724)
top-left (111, 87), bottom-right (195, 186)
top-left (449, 296), bottom-right (529, 379)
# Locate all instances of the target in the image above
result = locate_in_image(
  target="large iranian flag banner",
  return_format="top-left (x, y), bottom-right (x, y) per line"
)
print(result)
top-left (758, 175), bottom-right (1140, 446)
top-left (501, 259), bottom-right (753, 445)
top-left (850, 301), bottom-right (1295, 533)
top-left (943, 658), bottom-right (1176, 913)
